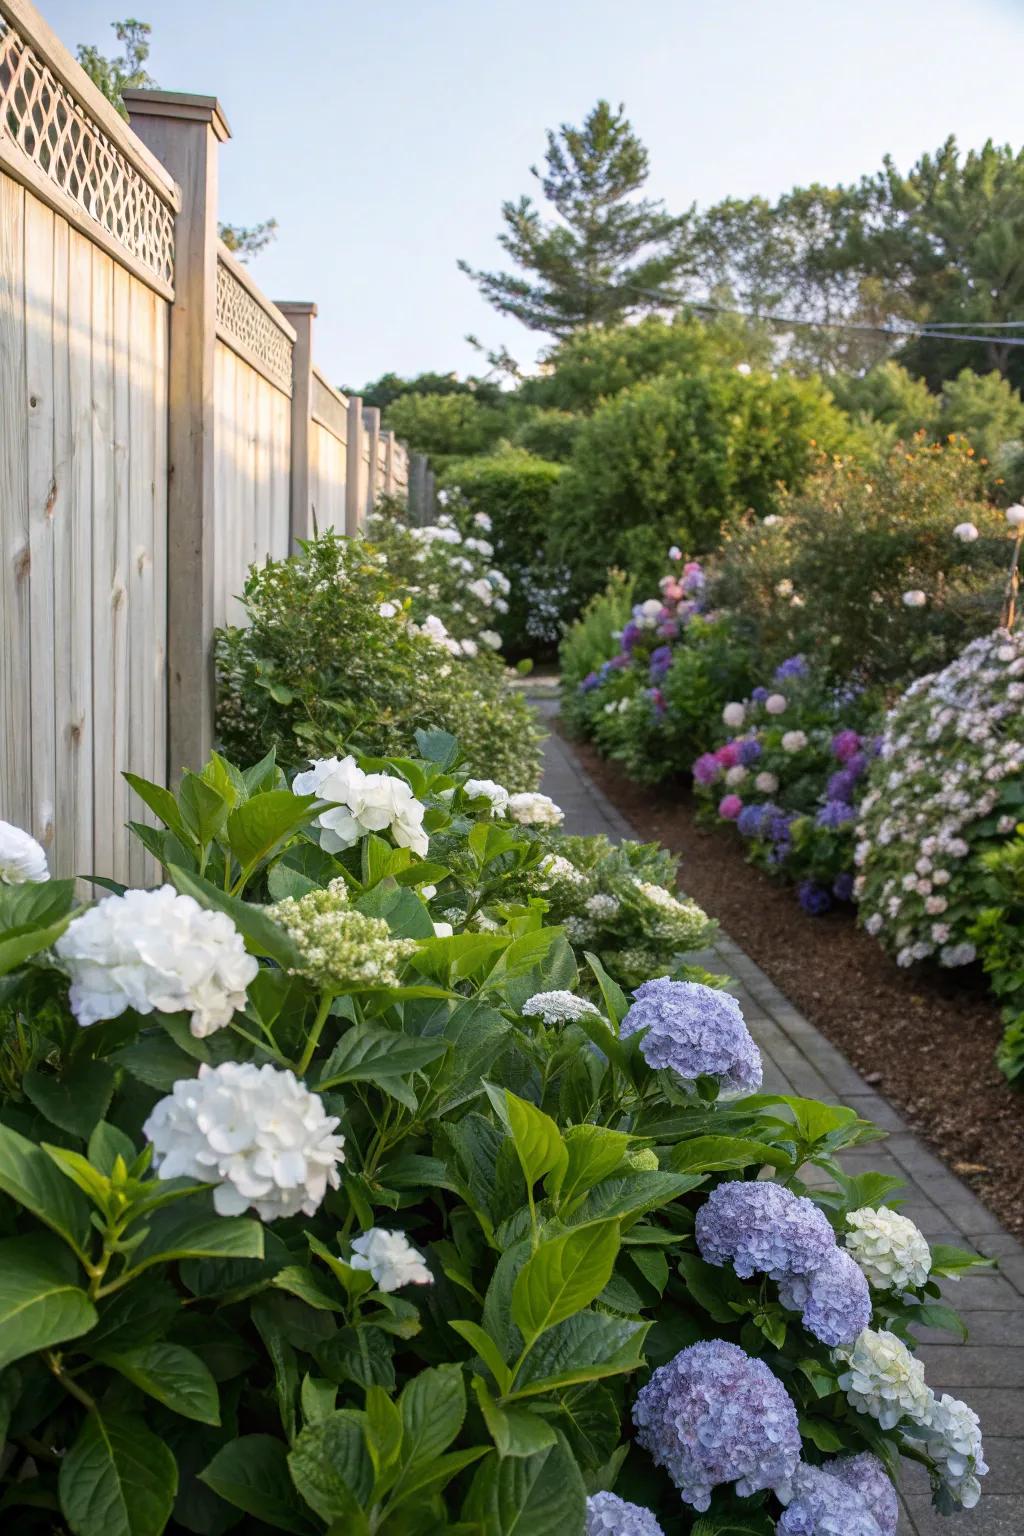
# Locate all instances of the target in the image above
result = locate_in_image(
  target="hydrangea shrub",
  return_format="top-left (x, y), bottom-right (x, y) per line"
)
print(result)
top-left (0, 736), bottom-right (990, 1535)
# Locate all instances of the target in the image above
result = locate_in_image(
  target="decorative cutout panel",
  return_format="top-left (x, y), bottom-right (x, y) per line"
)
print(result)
top-left (0, 14), bottom-right (175, 284)
top-left (216, 260), bottom-right (293, 392)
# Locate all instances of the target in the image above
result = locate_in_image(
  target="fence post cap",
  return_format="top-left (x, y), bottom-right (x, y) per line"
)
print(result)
top-left (122, 89), bottom-right (232, 142)
top-left (275, 301), bottom-right (318, 317)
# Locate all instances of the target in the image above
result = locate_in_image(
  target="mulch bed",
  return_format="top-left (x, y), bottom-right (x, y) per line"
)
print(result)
top-left (557, 723), bottom-right (1024, 1237)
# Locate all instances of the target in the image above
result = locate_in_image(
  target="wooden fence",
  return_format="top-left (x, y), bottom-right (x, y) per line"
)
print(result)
top-left (0, 0), bottom-right (411, 882)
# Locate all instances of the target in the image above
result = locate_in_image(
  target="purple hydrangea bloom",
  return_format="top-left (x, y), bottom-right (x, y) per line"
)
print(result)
top-left (826, 768), bottom-right (858, 804)
top-left (585, 1491), bottom-right (665, 1536)
top-left (775, 654), bottom-right (809, 681)
top-left (832, 872), bottom-right (855, 903)
top-left (777, 1463), bottom-right (883, 1536)
top-left (608, 653), bottom-right (630, 671)
top-left (621, 621), bottom-right (641, 652)
top-left (829, 1454), bottom-right (898, 1536)
top-left (647, 687), bottom-right (667, 719)
top-left (649, 645), bottom-right (673, 682)
top-left (580, 671), bottom-right (601, 693)
top-left (738, 736), bottom-right (763, 765)
top-left (693, 753), bottom-right (722, 786)
top-left (752, 685), bottom-right (770, 704)
top-left (633, 1340), bottom-right (801, 1512)
top-left (778, 1247), bottom-right (871, 1346)
top-left (737, 803), bottom-right (768, 838)
top-left (682, 566), bottom-right (706, 595)
top-left (621, 979), bottom-right (763, 1094)
top-left (656, 619), bottom-right (679, 641)
top-left (832, 728), bottom-right (862, 763)
top-left (815, 800), bottom-right (855, 831)
top-left (696, 1180), bottom-right (835, 1280)
top-left (767, 808), bottom-right (796, 844)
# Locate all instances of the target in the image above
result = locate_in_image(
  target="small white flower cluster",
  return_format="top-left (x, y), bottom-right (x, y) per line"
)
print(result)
top-left (0, 820), bottom-right (49, 884)
top-left (856, 630), bottom-right (1024, 967)
top-left (463, 777), bottom-right (510, 816)
top-left (521, 989), bottom-right (600, 1024)
top-left (268, 878), bottom-right (417, 991)
top-left (144, 1061), bottom-right (345, 1220)
top-left (350, 1227), bottom-right (432, 1291)
top-left (536, 853), bottom-right (586, 892)
top-left (631, 881), bottom-right (710, 950)
top-left (836, 1329), bottom-right (987, 1508)
top-left (507, 791), bottom-right (563, 827)
top-left (845, 1206), bottom-right (932, 1292)
top-left (294, 755), bottom-right (428, 857)
top-left (410, 612), bottom-right (480, 659)
top-left (56, 885), bottom-right (257, 1036)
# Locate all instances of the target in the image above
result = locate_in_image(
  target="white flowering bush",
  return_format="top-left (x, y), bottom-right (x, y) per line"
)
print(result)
top-left (855, 628), bottom-right (1024, 973)
top-left (0, 732), bottom-right (990, 1536)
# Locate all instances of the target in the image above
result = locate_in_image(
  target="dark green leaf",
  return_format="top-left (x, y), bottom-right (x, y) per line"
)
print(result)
top-left (0, 1233), bottom-right (96, 1370)
top-left (96, 1343), bottom-right (220, 1424)
top-left (201, 1435), bottom-right (314, 1533)
top-left (59, 1408), bottom-right (178, 1536)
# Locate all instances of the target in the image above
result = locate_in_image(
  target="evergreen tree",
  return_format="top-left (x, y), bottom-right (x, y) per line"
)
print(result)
top-left (460, 100), bottom-right (690, 338)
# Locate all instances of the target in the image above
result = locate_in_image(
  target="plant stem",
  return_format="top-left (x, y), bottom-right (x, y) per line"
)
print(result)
top-left (44, 1353), bottom-right (97, 1413)
top-left (295, 991), bottom-right (336, 1077)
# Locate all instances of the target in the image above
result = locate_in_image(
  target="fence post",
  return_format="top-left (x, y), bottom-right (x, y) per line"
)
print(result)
top-left (278, 301), bottom-right (316, 548)
top-left (409, 452), bottom-right (427, 524)
top-left (123, 89), bottom-right (230, 780)
top-left (345, 394), bottom-right (364, 536)
top-left (363, 406), bottom-right (381, 516)
top-left (382, 429), bottom-right (396, 495)
top-left (425, 466), bottom-right (437, 522)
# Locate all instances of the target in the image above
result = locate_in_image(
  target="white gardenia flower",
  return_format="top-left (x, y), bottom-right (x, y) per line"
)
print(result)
top-left (953, 523), bottom-right (979, 543)
top-left (463, 778), bottom-right (510, 816)
top-left (294, 756), bottom-right (428, 857)
top-left (507, 792), bottom-right (563, 827)
top-left (480, 630), bottom-right (503, 650)
top-left (846, 1207), bottom-right (932, 1291)
top-left (56, 886), bottom-right (257, 1036)
top-left (350, 1228), bottom-right (432, 1291)
top-left (765, 693), bottom-right (788, 715)
top-left (0, 820), bottom-right (49, 884)
top-left (902, 590), bottom-right (927, 608)
top-left (834, 1328), bottom-right (932, 1430)
top-left (522, 990), bottom-right (600, 1024)
top-left (143, 1062), bottom-right (345, 1219)
top-left (781, 730), bottom-right (807, 753)
top-left (722, 702), bottom-right (746, 729)
top-left (1006, 504), bottom-right (1024, 527)
top-left (755, 771), bottom-right (779, 794)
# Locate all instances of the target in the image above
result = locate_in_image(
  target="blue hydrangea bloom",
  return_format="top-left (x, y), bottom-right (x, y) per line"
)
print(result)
top-left (829, 1453), bottom-right (898, 1536)
top-left (649, 645), bottom-right (673, 682)
top-left (832, 872), bottom-right (855, 903)
top-left (633, 1340), bottom-right (801, 1512)
top-left (696, 1180), bottom-right (835, 1280)
top-left (775, 654), bottom-right (809, 680)
top-left (738, 737), bottom-right (762, 765)
top-left (752, 685), bottom-right (770, 703)
top-left (585, 1491), bottom-right (665, 1536)
top-left (798, 880), bottom-right (832, 916)
top-left (815, 800), bottom-right (855, 831)
top-left (737, 803), bottom-right (769, 838)
top-left (621, 979), bottom-right (763, 1095)
top-left (777, 1463), bottom-right (883, 1535)
top-left (778, 1247), bottom-right (871, 1346)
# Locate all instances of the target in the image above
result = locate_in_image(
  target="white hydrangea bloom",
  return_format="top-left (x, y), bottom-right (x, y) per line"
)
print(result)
top-left (781, 730), bottom-right (808, 753)
top-left (507, 792), bottom-right (563, 827)
top-left (480, 630), bottom-right (503, 650)
top-left (0, 820), bottom-right (49, 884)
top-left (473, 511), bottom-right (492, 531)
top-left (463, 778), bottom-right (509, 816)
top-left (537, 853), bottom-right (584, 888)
top-left (522, 990), bottom-right (601, 1024)
top-left (432, 921), bottom-right (454, 938)
top-left (917, 1393), bottom-right (988, 1509)
top-left (902, 590), bottom-right (927, 608)
top-left (143, 1062), bottom-right (345, 1220)
top-left (294, 755), bottom-right (428, 857)
top-left (1006, 503), bottom-right (1024, 527)
top-left (467, 577), bottom-right (493, 607)
top-left (722, 702), bottom-right (746, 728)
top-left (846, 1207), bottom-right (932, 1291)
top-left (953, 523), bottom-right (979, 542)
top-left (765, 693), bottom-right (788, 715)
top-left (585, 892), bottom-right (621, 920)
top-left (725, 765), bottom-right (747, 787)
top-left (835, 1328), bottom-right (932, 1430)
top-left (56, 886), bottom-right (257, 1036)
top-left (350, 1227), bottom-right (433, 1291)
top-left (755, 771), bottom-right (779, 794)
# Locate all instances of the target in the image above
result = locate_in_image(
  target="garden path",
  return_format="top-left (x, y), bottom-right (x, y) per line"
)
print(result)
top-left (536, 698), bottom-right (1024, 1536)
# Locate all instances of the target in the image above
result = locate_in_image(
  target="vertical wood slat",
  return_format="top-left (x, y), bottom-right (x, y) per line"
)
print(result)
top-left (0, 177), bottom-right (31, 829)
top-left (151, 298), bottom-right (168, 825)
top-left (127, 275), bottom-right (156, 885)
top-left (111, 262), bottom-right (131, 881)
top-left (24, 194), bottom-right (56, 860)
top-left (65, 226), bottom-right (95, 876)
top-left (90, 246), bottom-right (115, 877)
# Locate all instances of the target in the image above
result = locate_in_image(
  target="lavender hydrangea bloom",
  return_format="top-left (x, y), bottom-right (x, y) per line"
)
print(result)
top-left (752, 685), bottom-right (770, 703)
top-left (827, 768), bottom-right (859, 803)
top-left (737, 803), bottom-right (768, 838)
top-left (621, 621), bottom-right (641, 652)
top-left (580, 671), bottom-right (601, 693)
top-left (738, 737), bottom-right (763, 765)
top-left (778, 1247), bottom-right (871, 1346)
top-left (815, 800), bottom-right (855, 831)
top-left (585, 1491), bottom-right (665, 1536)
top-left (798, 881), bottom-right (832, 916)
top-left (696, 1181), bottom-right (835, 1280)
top-left (777, 1463), bottom-right (883, 1535)
top-left (775, 654), bottom-right (809, 681)
top-left (633, 1340), bottom-right (801, 1512)
top-left (621, 979), bottom-right (763, 1095)
top-left (832, 872), bottom-right (855, 903)
top-left (649, 645), bottom-right (673, 682)
top-left (829, 1453), bottom-right (899, 1536)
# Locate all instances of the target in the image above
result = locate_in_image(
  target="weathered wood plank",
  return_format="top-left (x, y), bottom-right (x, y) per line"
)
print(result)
top-left (24, 192), bottom-right (56, 862)
top-left (64, 227), bottom-right (95, 877)
top-left (127, 276), bottom-right (156, 884)
top-left (0, 175), bottom-right (31, 829)
top-left (111, 261), bottom-right (131, 881)
top-left (90, 245), bottom-right (116, 878)
top-left (151, 295), bottom-right (169, 805)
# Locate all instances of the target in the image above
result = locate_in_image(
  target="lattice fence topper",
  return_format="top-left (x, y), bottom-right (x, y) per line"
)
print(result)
top-left (0, 14), bottom-right (175, 285)
top-left (216, 260), bottom-right (294, 393)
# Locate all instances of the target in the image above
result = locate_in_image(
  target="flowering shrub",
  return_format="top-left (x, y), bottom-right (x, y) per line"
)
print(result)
top-left (0, 732), bottom-right (990, 1535)
top-left (971, 827), bottom-right (1024, 1083)
top-left (855, 629), bottom-right (1024, 976)
top-left (215, 527), bottom-right (542, 791)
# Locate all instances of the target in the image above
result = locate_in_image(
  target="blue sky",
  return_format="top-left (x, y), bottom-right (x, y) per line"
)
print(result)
top-left (49, 0), bottom-right (1024, 390)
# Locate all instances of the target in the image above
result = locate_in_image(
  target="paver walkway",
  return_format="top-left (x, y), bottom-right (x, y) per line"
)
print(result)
top-left (537, 699), bottom-right (1024, 1536)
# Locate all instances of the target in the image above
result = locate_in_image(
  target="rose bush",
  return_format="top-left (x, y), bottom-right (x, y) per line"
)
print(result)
top-left (0, 728), bottom-right (990, 1534)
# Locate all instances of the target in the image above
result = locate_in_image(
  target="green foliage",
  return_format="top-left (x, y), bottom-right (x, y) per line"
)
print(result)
top-left (971, 831), bottom-right (1024, 1084)
top-left (384, 392), bottom-right (507, 463)
top-left (510, 407), bottom-right (582, 463)
top-left (550, 367), bottom-right (855, 602)
top-left (439, 448), bottom-right (567, 659)
top-left (0, 716), bottom-right (982, 1533)
top-left (712, 438), bottom-right (1009, 688)
top-left (940, 368), bottom-right (1024, 491)
top-left (215, 529), bottom-right (541, 791)
top-left (559, 573), bottom-right (636, 724)
top-left (459, 100), bottom-right (691, 338)
top-left (76, 19), bottom-right (155, 117)
top-left (833, 361), bottom-right (941, 444)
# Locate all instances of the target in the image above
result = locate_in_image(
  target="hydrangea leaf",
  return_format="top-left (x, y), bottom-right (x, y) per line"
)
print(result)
top-left (203, 1433), bottom-right (319, 1532)
top-left (94, 1342), bottom-right (220, 1425)
top-left (59, 1409), bottom-right (179, 1536)
top-left (0, 1233), bottom-right (97, 1371)
top-left (512, 1221), bottom-right (621, 1350)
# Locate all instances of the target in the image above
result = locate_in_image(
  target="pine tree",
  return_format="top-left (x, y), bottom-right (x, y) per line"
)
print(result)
top-left (460, 100), bottom-right (690, 338)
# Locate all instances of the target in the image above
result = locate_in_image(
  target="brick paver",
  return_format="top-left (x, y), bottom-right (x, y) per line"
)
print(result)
top-left (536, 699), bottom-right (1024, 1535)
